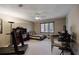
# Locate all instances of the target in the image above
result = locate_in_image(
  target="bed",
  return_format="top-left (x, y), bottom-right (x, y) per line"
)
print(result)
top-left (30, 34), bottom-right (46, 40)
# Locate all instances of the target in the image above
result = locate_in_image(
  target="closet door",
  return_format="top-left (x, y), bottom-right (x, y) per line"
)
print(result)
top-left (4, 21), bottom-right (12, 47)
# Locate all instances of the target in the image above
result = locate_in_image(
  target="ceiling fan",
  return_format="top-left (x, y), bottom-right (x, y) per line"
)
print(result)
top-left (34, 11), bottom-right (46, 20)
top-left (35, 12), bottom-right (41, 20)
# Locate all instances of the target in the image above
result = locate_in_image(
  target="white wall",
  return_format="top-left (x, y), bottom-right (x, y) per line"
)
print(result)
top-left (0, 14), bottom-right (34, 47)
top-left (67, 5), bottom-right (79, 54)
top-left (66, 15), bottom-right (72, 34)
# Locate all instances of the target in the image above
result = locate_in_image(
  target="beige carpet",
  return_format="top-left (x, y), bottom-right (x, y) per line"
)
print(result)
top-left (24, 38), bottom-right (51, 55)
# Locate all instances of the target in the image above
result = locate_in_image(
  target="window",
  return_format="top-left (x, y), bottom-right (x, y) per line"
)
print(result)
top-left (45, 23), bottom-right (49, 32)
top-left (40, 22), bottom-right (54, 32)
top-left (41, 24), bottom-right (44, 32)
top-left (49, 23), bottom-right (54, 32)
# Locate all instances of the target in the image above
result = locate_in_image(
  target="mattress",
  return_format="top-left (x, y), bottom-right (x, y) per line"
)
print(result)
top-left (31, 36), bottom-right (40, 39)
top-left (32, 34), bottom-right (43, 37)
top-left (30, 34), bottom-right (46, 40)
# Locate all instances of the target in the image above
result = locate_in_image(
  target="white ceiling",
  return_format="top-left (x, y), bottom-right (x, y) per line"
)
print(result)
top-left (0, 4), bottom-right (73, 21)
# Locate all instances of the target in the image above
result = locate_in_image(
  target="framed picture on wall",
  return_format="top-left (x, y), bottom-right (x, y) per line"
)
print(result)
top-left (0, 19), bottom-right (2, 34)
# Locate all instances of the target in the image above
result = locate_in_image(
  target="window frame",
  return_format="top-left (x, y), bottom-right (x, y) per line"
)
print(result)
top-left (40, 22), bottom-right (55, 33)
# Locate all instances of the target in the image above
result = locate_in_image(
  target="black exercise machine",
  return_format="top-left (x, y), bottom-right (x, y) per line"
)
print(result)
top-left (0, 27), bottom-right (28, 55)
top-left (58, 25), bottom-right (74, 55)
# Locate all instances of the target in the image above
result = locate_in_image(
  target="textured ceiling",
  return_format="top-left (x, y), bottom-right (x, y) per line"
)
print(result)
top-left (0, 4), bottom-right (73, 21)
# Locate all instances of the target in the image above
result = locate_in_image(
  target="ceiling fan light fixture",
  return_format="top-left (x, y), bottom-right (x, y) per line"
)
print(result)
top-left (35, 16), bottom-right (40, 20)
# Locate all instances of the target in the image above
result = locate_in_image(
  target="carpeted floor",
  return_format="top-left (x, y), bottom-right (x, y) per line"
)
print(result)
top-left (51, 38), bottom-right (71, 55)
top-left (18, 38), bottom-right (71, 55)
top-left (24, 38), bottom-right (51, 55)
